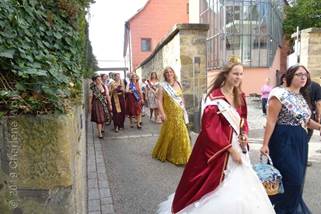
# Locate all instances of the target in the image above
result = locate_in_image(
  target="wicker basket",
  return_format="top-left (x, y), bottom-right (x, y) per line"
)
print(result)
top-left (253, 154), bottom-right (284, 196)
top-left (262, 180), bottom-right (283, 196)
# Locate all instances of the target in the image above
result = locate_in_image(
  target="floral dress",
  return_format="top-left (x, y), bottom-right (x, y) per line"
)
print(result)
top-left (267, 87), bottom-right (311, 214)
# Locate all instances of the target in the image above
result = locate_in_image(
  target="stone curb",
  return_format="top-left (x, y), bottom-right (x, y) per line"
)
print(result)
top-left (87, 121), bottom-right (115, 214)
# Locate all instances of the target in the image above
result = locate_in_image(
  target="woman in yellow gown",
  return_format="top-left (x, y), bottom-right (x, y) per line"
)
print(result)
top-left (152, 67), bottom-right (191, 165)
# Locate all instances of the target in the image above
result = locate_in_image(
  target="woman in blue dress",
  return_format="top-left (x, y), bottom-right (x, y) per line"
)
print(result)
top-left (260, 65), bottom-right (321, 214)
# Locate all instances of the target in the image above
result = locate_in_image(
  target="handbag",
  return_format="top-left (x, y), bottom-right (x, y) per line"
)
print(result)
top-left (253, 154), bottom-right (284, 196)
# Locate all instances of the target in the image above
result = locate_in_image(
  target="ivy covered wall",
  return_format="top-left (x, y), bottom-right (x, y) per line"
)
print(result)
top-left (0, 0), bottom-right (97, 115)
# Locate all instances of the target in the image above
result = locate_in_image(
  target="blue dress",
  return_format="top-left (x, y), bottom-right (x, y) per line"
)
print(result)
top-left (268, 87), bottom-right (311, 214)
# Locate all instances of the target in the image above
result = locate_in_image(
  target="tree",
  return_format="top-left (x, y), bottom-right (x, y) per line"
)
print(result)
top-left (283, 0), bottom-right (321, 37)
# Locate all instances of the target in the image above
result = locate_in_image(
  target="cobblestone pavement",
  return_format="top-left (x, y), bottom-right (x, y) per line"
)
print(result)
top-left (87, 121), bottom-right (115, 214)
top-left (247, 96), bottom-right (266, 130)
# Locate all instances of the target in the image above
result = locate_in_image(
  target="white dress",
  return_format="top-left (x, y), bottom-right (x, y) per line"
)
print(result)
top-left (157, 133), bottom-right (275, 214)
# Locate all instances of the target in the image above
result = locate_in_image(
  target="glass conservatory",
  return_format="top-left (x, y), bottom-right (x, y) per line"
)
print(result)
top-left (200, 0), bottom-right (284, 69)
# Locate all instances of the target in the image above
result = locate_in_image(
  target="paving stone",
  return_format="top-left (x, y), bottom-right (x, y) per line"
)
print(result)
top-left (88, 165), bottom-right (97, 173)
top-left (101, 204), bottom-right (114, 214)
top-left (97, 166), bottom-right (106, 173)
top-left (88, 199), bottom-right (100, 212)
top-left (95, 150), bottom-right (103, 155)
top-left (98, 180), bottom-right (109, 188)
top-left (88, 179), bottom-right (98, 188)
top-left (95, 144), bottom-right (102, 150)
top-left (98, 173), bottom-right (108, 182)
top-left (87, 123), bottom-right (115, 214)
top-left (101, 196), bottom-right (113, 205)
top-left (96, 164), bottom-right (105, 170)
top-left (96, 160), bottom-right (105, 166)
top-left (88, 172), bottom-right (97, 179)
top-left (88, 188), bottom-right (100, 200)
top-left (99, 188), bottom-right (111, 198)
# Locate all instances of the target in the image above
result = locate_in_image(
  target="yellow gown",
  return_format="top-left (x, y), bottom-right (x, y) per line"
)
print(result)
top-left (152, 88), bottom-right (191, 165)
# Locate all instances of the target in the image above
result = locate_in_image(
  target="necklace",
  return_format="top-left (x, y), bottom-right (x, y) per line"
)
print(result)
top-left (169, 81), bottom-right (175, 87)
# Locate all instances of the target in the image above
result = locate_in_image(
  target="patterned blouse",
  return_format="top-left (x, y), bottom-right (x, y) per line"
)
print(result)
top-left (268, 87), bottom-right (311, 126)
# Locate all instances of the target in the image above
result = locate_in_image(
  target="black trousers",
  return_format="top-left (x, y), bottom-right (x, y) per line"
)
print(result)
top-left (261, 98), bottom-right (268, 114)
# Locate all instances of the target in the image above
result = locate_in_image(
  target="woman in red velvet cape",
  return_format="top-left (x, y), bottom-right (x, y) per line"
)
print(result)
top-left (171, 88), bottom-right (248, 213)
top-left (157, 58), bottom-right (275, 214)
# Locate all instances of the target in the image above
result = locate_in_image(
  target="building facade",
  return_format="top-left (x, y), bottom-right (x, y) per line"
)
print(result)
top-left (288, 28), bottom-right (321, 84)
top-left (199, 0), bottom-right (286, 94)
top-left (123, 0), bottom-right (189, 72)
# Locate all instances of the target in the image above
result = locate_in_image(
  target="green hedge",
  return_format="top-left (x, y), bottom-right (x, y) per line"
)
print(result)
top-left (0, 0), bottom-right (96, 115)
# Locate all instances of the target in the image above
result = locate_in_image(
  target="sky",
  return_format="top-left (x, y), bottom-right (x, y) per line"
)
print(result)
top-left (88, 0), bottom-right (148, 69)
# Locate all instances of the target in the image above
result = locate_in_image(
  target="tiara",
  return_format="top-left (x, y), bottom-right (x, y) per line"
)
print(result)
top-left (228, 55), bottom-right (241, 64)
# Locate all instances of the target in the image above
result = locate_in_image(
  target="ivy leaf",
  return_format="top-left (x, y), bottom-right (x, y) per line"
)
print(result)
top-left (0, 90), bottom-right (9, 97)
top-left (15, 82), bottom-right (26, 91)
top-left (0, 90), bottom-right (18, 97)
top-left (54, 32), bottom-right (63, 39)
top-left (36, 40), bottom-right (45, 49)
top-left (0, 111), bottom-right (6, 120)
top-left (64, 37), bottom-right (72, 45)
top-left (41, 85), bottom-right (57, 96)
top-left (45, 31), bottom-right (53, 36)
top-left (24, 29), bottom-right (32, 37)
top-left (34, 53), bottom-right (45, 61)
top-left (48, 68), bottom-right (69, 83)
top-left (33, 62), bottom-right (42, 69)
top-left (0, 49), bottom-right (15, 58)
top-left (43, 41), bottom-right (51, 48)
top-left (24, 54), bottom-right (34, 63)
top-left (24, 68), bottom-right (47, 76)
top-left (39, 26), bottom-right (45, 32)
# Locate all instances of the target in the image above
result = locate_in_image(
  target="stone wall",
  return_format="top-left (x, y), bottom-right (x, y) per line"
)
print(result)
top-left (137, 24), bottom-right (209, 131)
top-left (299, 28), bottom-right (321, 83)
top-left (0, 97), bottom-right (87, 213)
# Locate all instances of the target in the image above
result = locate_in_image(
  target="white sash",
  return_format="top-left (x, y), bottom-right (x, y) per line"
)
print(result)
top-left (161, 82), bottom-right (189, 124)
top-left (201, 96), bottom-right (241, 135)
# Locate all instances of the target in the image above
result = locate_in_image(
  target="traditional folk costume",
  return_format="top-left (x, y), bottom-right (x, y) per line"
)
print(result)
top-left (268, 87), bottom-right (311, 214)
top-left (157, 88), bottom-right (275, 214)
top-left (110, 80), bottom-right (126, 129)
top-left (152, 82), bottom-right (191, 165)
top-left (126, 81), bottom-right (143, 117)
top-left (90, 83), bottom-right (110, 124)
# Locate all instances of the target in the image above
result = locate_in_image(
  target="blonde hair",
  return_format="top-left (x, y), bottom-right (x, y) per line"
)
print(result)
top-left (207, 56), bottom-right (244, 107)
top-left (163, 66), bottom-right (177, 82)
top-left (130, 73), bottom-right (139, 82)
top-left (149, 72), bottom-right (159, 81)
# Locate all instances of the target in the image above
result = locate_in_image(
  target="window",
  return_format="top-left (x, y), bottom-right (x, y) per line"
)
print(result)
top-left (200, 0), bottom-right (284, 68)
top-left (141, 38), bottom-right (151, 52)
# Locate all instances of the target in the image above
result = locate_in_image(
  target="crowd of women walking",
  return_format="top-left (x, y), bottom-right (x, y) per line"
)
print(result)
top-left (88, 71), bottom-right (162, 138)
top-left (89, 57), bottom-right (321, 214)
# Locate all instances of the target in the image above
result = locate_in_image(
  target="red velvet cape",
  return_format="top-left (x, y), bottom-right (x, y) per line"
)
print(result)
top-left (172, 88), bottom-right (249, 213)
